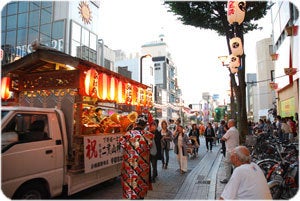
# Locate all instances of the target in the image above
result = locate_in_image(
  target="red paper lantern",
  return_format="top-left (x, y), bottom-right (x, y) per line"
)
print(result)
top-left (227, 0), bottom-right (246, 25)
top-left (84, 68), bottom-right (99, 97)
top-left (131, 85), bottom-right (138, 105)
top-left (269, 82), bottom-right (278, 90)
top-left (117, 80), bottom-right (125, 103)
top-left (1, 77), bottom-right (11, 100)
top-left (108, 76), bottom-right (118, 101)
top-left (125, 83), bottom-right (132, 104)
top-left (98, 73), bottom-right (108, 100)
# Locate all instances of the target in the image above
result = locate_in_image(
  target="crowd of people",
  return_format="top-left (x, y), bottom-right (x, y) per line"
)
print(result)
top-left (118, 114), bottom-right (299, 199)
top-left (248, 115), bottom-right (298, 143)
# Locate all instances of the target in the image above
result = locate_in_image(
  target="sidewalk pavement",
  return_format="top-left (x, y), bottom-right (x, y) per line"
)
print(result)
top-left (146, 138), bottom-right (227, 200)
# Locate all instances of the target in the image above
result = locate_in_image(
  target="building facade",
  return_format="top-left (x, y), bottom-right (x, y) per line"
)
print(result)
top-left (271, 1), bottom-right (299, 119)
top-left (255, 38), bottom-right (276, 121)
top-left (141, 34), bottom-right (181, 120)
top-left (1, 1), bottom-right (115, 70)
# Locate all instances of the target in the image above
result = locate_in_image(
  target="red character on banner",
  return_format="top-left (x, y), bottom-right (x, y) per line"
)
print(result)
top-left (86, 138), bottom-right (98, 159)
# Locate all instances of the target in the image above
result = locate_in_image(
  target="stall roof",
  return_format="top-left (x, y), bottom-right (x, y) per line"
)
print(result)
top-left (1, 48), bottom-right (149, 89)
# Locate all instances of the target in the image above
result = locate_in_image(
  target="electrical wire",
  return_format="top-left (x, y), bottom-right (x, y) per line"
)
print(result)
top-left (246, 69), bottom-right (299, 84)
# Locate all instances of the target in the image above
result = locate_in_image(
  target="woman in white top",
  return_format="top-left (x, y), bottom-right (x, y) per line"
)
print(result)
top-left (173, 125), bottom-right (189, 174)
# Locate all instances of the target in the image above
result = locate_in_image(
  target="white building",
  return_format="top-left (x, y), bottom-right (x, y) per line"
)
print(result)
top-left (254, 38), bottom-right (276, 121)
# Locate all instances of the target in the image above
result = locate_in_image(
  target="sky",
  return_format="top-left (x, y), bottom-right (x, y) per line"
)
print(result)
top-left (99, 0), bottom-right (275, 105)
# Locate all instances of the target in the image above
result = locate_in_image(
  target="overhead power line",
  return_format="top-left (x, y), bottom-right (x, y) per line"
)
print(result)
top-left (246, 69), bottom-right (299, 84)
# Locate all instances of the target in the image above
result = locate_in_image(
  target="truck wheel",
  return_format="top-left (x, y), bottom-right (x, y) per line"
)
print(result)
top-left (13, 182), bottom-right (49, 199)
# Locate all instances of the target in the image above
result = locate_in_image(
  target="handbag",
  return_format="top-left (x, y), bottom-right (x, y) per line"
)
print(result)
top-left (150, 139), bottom-right (157, 156)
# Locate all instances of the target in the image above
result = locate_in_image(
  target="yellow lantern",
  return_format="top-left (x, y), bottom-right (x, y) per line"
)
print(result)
top-left (227, 0), bottom-right (246, 25)
top-left (230, 37), bottom-right (243, 56)
top-left (1, 77), bottom-right (11, 100)
top-left (146, 88), bottom-right (153, 107)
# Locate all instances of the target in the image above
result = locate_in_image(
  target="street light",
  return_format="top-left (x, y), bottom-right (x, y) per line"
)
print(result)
top-left (140, 54), bottom-right (152, 83)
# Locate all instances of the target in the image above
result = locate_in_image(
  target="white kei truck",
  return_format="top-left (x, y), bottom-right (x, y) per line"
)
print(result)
top-left (1, 48), bottom-right (151, 199)
top-left (1, 106), bottom-right (122, 199)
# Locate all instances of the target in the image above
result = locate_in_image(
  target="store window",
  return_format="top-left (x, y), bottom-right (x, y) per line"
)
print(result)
top-left (70, 21), bottom-right (98, 64)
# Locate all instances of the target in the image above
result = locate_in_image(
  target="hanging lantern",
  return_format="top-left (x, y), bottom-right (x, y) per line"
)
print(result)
top-left (146, 88), bottom-right (153, 107)
top-left (98, 73), bottom-right (108, 100)
top-left (227, 0), bottom-right (246, 25)
top-left (108, 76), bottom-right (118, 101)
top-left (1, 77), bottom-right (11, 100)
top-left (285, 25), bottom-right (298, 36)
top-left (284, 68), bottom-right (297, 76)
top-left (117, 80), bottom-right (125, 103)
top-left (228, 54), bottom-right (240, 74)
top-left (269, 82), bottom-right (278, 90)
top-left (131, 85), bottom-right (138, 105)
top-left (84, 68), bottom-right (99, 97)
top-left (137, 88), bottom-right (146, 106)
top-left (125, 83), bottom-right (132, 104)
top-left (230, 37), bottom-right (243, 56)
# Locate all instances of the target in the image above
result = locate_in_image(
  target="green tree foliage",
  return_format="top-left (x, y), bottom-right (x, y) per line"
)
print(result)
top-left (165, 1), bottom-right (270, 36)
top-left (164, 1), bottom-right (271, 143)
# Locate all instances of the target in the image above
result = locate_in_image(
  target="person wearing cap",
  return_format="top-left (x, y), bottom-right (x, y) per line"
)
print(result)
top-left (119, 114), bottom-right (154, 199)
top-left (220, 146), bottom-right (272, 200)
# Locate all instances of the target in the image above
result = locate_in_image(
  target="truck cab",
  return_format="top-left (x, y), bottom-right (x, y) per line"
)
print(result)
top-left (1, 106), bottom-right (67, 199)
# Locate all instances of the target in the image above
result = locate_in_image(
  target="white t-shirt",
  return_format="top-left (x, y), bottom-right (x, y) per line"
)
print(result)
top-left (221, 162), bottom-right (272, 200)
top-left (223, 126), bottom-right (239, 152)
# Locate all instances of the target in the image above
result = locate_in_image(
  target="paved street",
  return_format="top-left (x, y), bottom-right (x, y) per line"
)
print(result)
top-left (62, 137), bottom-right (226, 200)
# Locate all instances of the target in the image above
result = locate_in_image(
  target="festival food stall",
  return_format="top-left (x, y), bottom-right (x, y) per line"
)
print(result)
top-left (1, 48), bottom-right (153, 174)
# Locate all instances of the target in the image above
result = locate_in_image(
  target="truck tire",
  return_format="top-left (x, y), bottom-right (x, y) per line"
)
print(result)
top-left (13, 182), bottom-right (49, 199)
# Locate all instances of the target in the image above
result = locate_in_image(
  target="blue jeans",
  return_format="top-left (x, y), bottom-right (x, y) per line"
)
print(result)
top-left (161, 148), bottom-right (169, 166)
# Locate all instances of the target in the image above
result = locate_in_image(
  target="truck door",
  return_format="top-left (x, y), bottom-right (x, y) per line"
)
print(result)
top-left (1, 112), bottom-right (64, 198)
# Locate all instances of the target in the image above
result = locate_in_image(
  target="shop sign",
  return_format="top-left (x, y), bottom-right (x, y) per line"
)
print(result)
top-left (84, 134), bottom-right (122, 173)
top-left (280, 97), bottom-right (295, 117)
top-left (15, 38), bottom-right (64, 57)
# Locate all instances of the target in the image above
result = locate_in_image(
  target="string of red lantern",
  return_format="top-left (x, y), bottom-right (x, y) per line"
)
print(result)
top-left (1, 77), bottom-right (11, 100)
top-left (84, 68), bottom-right (152, 106)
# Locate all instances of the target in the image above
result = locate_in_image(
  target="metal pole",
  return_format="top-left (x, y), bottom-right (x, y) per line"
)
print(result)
top-left (98, 39), bottom-right (104, 67)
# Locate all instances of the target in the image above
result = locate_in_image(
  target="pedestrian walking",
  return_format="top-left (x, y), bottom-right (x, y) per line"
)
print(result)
top-left (119, 114), bottom-right (154, 199)
top-left (160, 120), bottom-right (173, 169)
top-left (199, 122), bottom-right (205, 137)
top-left (204, 122), bottom-right (215, 152)
top-left (218, 120), bottom-right (227, 157)
top-left (220, 119), bottom-right (240, 184)
top-left (188, 123), bottom-right (200, 156)
top-left (173, 125), bottom-right (189, 174)
top-left (220, 146), bottom-right (272, 200)
top-left (149, 121), bottom-right (162, 183)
